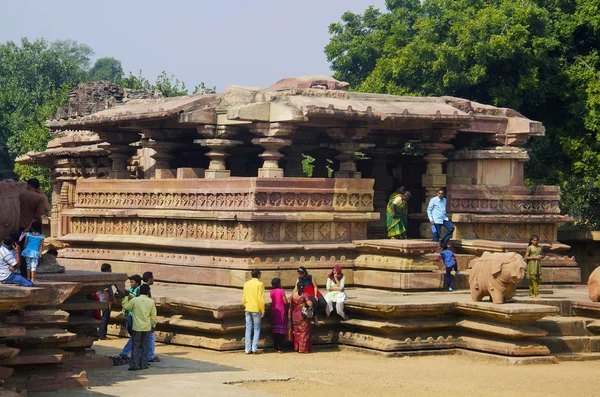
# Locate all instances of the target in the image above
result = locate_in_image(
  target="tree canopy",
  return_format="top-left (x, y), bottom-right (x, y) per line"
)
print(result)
top-left (326, 0), bottom-right (600, 229)
top-left (0, 38), bottom-right (208, 196)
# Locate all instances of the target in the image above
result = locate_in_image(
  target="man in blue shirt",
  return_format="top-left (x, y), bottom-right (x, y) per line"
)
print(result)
top-left (427, 188), bottom-right (455, 248)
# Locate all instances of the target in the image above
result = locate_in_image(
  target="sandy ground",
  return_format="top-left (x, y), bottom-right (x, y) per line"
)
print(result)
top-left (29, 338), bottom-right (600, 397)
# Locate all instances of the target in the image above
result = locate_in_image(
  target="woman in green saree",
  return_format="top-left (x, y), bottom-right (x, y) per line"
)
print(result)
top-left (386, 186), bottom-right (411, 239)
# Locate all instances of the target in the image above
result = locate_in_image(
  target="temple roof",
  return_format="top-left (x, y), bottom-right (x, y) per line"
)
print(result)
top-left (44, 76), bottom-right (544, 144)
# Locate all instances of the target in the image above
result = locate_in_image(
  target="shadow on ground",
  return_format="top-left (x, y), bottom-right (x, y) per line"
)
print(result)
top-left (28, 342), bottom-right (245, 397)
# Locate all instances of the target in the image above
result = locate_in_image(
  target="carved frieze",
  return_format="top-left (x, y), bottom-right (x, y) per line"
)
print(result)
top-left (69, 217), bottom-right (368, 242)
top-left (448, 198), bottom-right (560, 214)
top-left (454, 222), bottom-right (557, 241)
top-left (76, 190), bottom-right (373, 211)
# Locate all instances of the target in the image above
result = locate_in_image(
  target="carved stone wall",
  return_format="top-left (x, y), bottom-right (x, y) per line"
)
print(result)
top-left (72, 178), bottom-right (374, 213)
top-left (447, 185), bottom-right (561, 215)
top-left (69, 217), bottom-right (367, 242)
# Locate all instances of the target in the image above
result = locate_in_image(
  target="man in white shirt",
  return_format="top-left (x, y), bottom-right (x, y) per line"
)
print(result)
top-left (0, 236), bottom-right (35, 287)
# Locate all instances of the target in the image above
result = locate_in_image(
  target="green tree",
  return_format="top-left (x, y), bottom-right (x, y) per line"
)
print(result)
top-left (326, 0), bottom-right (600, 229)
top-left (120, 70), bottom-right (191, 97)
top-left (0, 38), bottom-right (90, 192)
top-left (88, 57), bottom-right (124, 83)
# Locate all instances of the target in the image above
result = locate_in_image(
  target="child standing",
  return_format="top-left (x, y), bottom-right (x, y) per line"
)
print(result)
top-left (21, 221), bottom-right (44, 282)
top-left (436, 243), bottom-right (459, 291)
top-left (269, 278), bottom-right (288, 353)
top-left (524, 235), bottom-right (544, 298)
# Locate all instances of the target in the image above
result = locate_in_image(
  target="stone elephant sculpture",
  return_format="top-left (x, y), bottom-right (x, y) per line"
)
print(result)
top-left (468, 251), bottom-right (526, 304)
top-left (588, 266), bottom-right (600, 302)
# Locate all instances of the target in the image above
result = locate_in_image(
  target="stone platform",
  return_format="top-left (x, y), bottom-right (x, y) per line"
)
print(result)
top-left (0, 271), bottom-right (126, 394)
top-left (106, 282), bottom-right (600, 364)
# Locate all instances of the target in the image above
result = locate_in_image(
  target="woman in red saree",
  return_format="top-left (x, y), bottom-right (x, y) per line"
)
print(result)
top-left (289, 283), bottom-right (312, 353)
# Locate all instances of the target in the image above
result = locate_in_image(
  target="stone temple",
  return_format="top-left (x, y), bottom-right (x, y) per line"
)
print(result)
top-left (2, 76), bottom-right (597, 387)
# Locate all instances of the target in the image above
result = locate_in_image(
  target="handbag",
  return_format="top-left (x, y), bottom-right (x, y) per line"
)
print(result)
top-left (301, 304), bottom-right (314, 319)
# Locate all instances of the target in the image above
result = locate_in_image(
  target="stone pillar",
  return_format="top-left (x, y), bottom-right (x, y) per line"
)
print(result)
top-left (419, 143), bottom-right (453, 212)
top-left (282, 144), bottom-right (310, 177)
top-left (250, 123), bottom-right (295, 178)
top-left (329, 143), bottom-right (375, 178)
top-left (140, 141), bottom-right (177, 179)
top-left (196, 139), bottom-right (242, 178)
top-left (195, 125), bottom-right (241, 178)
top-left (366, 148), bottom-right (394, 238)
top-left (251, 137), bottom-right (291, 178)
top-left (101, 144), bottom-right (132, 179)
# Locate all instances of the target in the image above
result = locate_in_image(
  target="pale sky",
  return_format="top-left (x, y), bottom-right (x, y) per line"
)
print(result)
top-left (2, 0), bottom-right (387, 91)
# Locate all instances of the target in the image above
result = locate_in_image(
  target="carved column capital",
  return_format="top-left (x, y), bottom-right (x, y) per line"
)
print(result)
top-left (326, 142), bottom-right (374, 178)
top-left (194, 138), bottom-right (242, 178)
top-left (250, 122), bottom-right (296, 137)
top-left (251, 137), bottom-right (292, 178)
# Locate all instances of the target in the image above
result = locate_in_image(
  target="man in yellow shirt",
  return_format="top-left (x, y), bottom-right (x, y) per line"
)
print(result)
top-left (122, 284), bottom-right (157, 370)
top-left (242, 269), bottom-right (264, 354)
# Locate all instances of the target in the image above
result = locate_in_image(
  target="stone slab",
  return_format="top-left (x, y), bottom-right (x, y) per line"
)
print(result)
top-left (353, 239), bottom-right (439, 256)
top-left (338, 331), bottom-right (455, 352)
top-left (354, 254), bottom-right (438, 271)
top-left (4, 310), bottom-right (69, 325)
top-left (535, 336), bottom-right (600, 354)
top-left (0, 325), bottom-right (26, 338)
top-left (535, 316), bottom-right (592, 336)
top-left (0, 286), bottom-right (38, 311)
top-left (27, 282), bottom-right (81, 307)
top-left (457, 301), bottom-right (559, 324)
top-left (36, 271), bottom-right (128, 294)
top-left (453, 239), bottom-right (571, 255)
top-left (0, 346), bottom-right (19, 360)
top-left (6, 370), bottom-right (88, 392)
top-left (454, 349), bottom-right (557, 365)
top-left (456, 319), bottom-right (547, 339)
top-left (7, 328), bottom-right (77, 346)
top-left (0, 366), bottom-right (15, 380)
top-left (0, 387), bottom-right (24, 397)
top-left (0, 349), bottom-right (74, 366)
top-left (341, 317), bottom-right (456, 334)
top-left (353, 270), bottom-right (444, 290)
top-left (457, 335), bottom-right (550, 356)
top-left (59, 335), bottom-right (96, 349)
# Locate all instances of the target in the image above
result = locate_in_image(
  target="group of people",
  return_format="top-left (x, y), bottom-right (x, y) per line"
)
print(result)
top-left (0, 178), bottom-right (50, 288)
top-left (242, 265), bottom-right (348, 354)
top-left (98, 265), bottom-right (158, 371)
top-left (387, 186), bottom-right (455, 249)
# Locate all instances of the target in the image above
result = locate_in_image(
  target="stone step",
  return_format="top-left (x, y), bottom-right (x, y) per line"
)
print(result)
top-left (0, 346), bottom-right (19, 361)
top-left (535, 316), bottom-right (592, 336)
top-left (109, 325), bottom-right (336, 351)
top-left (7, 328), bottom-right (77, 346)
top-left (64, 348), bottom-right (113, 369)
top-left (67, 316), bottom-right (100, 327)
top-left (341, 317), bottom-right (456, 334)
top-left (423, 253), bottom-right (476, 272)
top-left (0, 366), bottom-right (14, 381)
top-left (4, 309), bottom-right (69, 325)
top-left (5, 370), bottom-right (88, 392)
top-left (457, 335), bottom-right (550, 356)
top-left (0, 325), bottom-right (26, 338)
top-left (60, 335), bottom-right (96, 349)
top-left (353, 270), bottom-right (444, 290)
top-left (0, 349), bottom-right (74, 366)
top-left (0, 387), bottom-right (25, 397)
top-left (338, 331), bottom-right (455, 352)
top-left (536, 336), bottom-right (600, 354)
top-left (554, 352), bottom-right (600, 362)
top-left (456, 319), bottom-right (547, 339)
